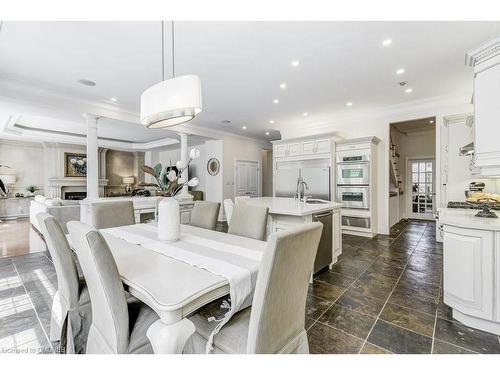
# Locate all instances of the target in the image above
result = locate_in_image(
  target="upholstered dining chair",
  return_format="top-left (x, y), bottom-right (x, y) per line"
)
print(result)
top-left (184, 222), bottom-right (323, 354)
top-left (36, 213), bottom-right (91, 354)
top-left (88, 201), bottom-right (135, 229)
top-left (189, 201), bottom-right (221, 230)
top-left (227, 204), bottom-right (269, 241)
top-left (223, 199), bottom-right (234, 224)
top-left (234, 195), bottom-right (251, 205)
top-left (67, 221), bottom-right (159, 354)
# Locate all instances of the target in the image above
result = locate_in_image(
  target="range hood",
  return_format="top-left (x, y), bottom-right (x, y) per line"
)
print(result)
top-left (459, 142), bottom-right (474, 156)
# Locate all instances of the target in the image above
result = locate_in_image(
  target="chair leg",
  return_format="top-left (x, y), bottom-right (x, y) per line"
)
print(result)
top-left (50, 290), bottom-right (66, 341)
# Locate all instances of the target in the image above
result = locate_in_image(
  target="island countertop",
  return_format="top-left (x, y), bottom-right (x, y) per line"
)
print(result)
top-left (438, 207), bottom-right (500, 231)
top-left (244, 197), bottom-right (342, 216)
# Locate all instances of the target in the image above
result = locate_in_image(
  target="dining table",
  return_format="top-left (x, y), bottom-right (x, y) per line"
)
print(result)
top-left (93, 223), bottom-right (267, 354)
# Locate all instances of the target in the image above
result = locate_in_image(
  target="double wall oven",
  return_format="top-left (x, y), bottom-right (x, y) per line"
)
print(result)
top-left (336, 153), bottom-right (370, 210)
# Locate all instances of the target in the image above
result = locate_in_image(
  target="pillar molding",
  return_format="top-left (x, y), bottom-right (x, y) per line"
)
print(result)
top-left (177, 132), bottom-right (192, 201)
top-left (85, 114), bottom-right (100, 200)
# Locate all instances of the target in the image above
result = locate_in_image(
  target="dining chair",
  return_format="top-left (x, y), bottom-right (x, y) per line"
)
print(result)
top-left (88, 201), bottom-right (135, 229)
top-left (184, 222), bottom-right (323, 354)
top-left (189, 201), bottom-right (221, 230)
top-left (227, 204), bottom-right (269, 241)
top-left (67, 221), bottom-right (159, 354)
top-left (223, 199), bottom-right (234, 224)
top-left (36, 213), bottom-right (91, 354)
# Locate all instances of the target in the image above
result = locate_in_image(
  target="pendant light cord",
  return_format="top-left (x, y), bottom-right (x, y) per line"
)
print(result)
top-left (171, 21), bottom-right (175, 78)
top-left (161, 21), bottom-right (165, 81)
top-left (161, 20), bottom-right (176, 81)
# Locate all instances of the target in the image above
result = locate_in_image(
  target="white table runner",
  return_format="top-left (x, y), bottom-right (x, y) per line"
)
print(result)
top-left (101, 223), bottom-right (263, 352)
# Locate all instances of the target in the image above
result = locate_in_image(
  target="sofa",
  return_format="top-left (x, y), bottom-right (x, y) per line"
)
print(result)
top-left (30, 195), bottom-right (81, 233)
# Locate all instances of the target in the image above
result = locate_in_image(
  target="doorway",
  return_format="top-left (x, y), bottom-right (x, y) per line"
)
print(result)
top-left (234, 160), bottom-right (259, 198)
top-left (407, 158), bottom-right (436, 220)
top-left (389, 116), bottom-right (436, 225)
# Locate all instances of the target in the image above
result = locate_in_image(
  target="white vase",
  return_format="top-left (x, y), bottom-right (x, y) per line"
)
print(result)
top-left (157, 197), bottom-right (180, 242)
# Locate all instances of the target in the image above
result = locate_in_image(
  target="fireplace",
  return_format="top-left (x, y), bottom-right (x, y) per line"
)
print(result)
top-left (65, 192), bottom-right (87, 200)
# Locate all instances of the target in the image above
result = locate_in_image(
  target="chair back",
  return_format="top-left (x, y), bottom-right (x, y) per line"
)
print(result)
top-left (189, 201), bottom-right (220, 230)
top-left (223, 199), bottom-right (234, 224)
top-left (67, 221), bottom-right (129, 353)
top-left (89, 201), bottom-right (135, 229)
top-left (246, 222), bottom-right (323, 353)
top-left (227, 204), bottom-right (269, 241)
top-left (37, 213), bottom-right (80, 307)
top-left (234, 196), bottom-right (250, 205)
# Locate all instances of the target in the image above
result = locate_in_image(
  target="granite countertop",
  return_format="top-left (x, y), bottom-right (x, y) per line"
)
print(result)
top-left (438, 207), bottom-right (500, 231)
top-left (245, 197), bottom-right (342, 216)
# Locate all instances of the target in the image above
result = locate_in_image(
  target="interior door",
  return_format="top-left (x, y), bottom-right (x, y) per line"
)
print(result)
top-left (407, 159), bottom-right (436, 220)
top-left (235, 160), bottom-right (259, 198)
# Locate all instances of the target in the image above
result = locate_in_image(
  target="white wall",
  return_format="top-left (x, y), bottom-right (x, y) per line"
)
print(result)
top-left (151, 144), bottom-right (207, 193)
top-left (222, 136), bottom-right (267, 201)
top-left (278, 95), bottom-right (472, 235)
top-left (0, 139), bottom-right (45, 195)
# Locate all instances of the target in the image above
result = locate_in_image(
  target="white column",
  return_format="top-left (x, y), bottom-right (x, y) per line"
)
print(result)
top-left (85, 114), bottom-right (100, 200)
top-left (178, 132), bottom-right (192, 200)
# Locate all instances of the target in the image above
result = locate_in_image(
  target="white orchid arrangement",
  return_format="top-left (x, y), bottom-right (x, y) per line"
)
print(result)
top-left (140, 148), bottom-right (200, 197)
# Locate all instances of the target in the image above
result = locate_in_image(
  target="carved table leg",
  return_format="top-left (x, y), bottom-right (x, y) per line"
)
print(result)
top-left (146, 318), bottom-right (195, 354)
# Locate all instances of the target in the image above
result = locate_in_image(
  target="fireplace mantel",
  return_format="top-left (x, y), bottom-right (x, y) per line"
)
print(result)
top-left (48, 177), bottom-right (108, 198)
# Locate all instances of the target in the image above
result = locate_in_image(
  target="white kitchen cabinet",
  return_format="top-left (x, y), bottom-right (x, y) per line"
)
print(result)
top-left (443, 225), bottom-right (493, 320)
top-left (287, 142), bottom-right (301, 156)
top-left (315, 138), bottom-right (331, 154)
top-left (301, 140), bottom-right (316, 154)
top-left (333, 211), bottom-right (341, 258)
top-left (274, 144), bottom-right (287, 158)
top-left (180, 203), bottom-right (194, 224)
top-left (273, 136), bottom-right (333, 159)
top-left (466, 38), bottom-right (500, 176)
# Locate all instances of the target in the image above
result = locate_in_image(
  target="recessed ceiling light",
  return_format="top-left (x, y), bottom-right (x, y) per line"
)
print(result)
top-left (77, 79), bottom-right (96, 86)
top-left (265, 131), bottom-right (270, 136)
top-left (280, 83), bottom-right (287, 89)
top-left (291, 60), bottom-right (300, 67)
top-left (242, 126), bottom-right (247, 130)
top-left (405, 88), bottom-right (413, 93)
top-left (303, 112), bottom-right (308, 116)
top-left (382, 39), bottom-right (392, 47)
top-left (269, 120), bottom-right (275, 124)
top-left (273, 99), bottom-right (279, 104)
top-left (429, 120), bottom-right (434, 124)
top-left (346, 102), bottom-right (353, 107)
top-left (110, 97), bottom-right (117, 102)
top-left (396, 68), bottom-right (405, 75)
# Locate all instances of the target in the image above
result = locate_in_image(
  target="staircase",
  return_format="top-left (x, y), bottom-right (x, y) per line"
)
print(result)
top-left (389, 135), bottom-right (402, 193)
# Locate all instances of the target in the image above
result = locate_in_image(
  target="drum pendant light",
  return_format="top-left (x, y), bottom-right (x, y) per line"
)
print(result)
top-left (141, 21), bottom-right (202, 128)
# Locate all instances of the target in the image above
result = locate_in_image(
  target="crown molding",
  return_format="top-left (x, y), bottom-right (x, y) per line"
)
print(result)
top-left (276, 92), bottom-right (472, 138)
top-left (466, 37), bottom-right (500, 68)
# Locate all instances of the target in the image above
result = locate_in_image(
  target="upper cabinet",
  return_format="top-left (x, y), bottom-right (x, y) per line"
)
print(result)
top-left (273, 137), bottom-right (332, 159)
top-left (467, 38), bottom-right (500, 176)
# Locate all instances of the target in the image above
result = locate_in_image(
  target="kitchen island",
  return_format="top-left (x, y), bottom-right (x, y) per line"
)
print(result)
top-left (245, 197), bottom-right (343, 270)
top-left (438, 207), bottom-right (500, 334)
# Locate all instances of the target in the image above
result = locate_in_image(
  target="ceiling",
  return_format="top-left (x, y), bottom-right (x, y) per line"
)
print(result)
top-left (1, 21), bottom-right (499, 142)
top-left (391, 117), bottom-right (436, 134)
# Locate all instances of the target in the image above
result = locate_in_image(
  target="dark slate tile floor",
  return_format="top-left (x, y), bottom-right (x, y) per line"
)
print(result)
top-left (306, 219), bottom-right (500, 354)
top-left (1, 219), bottom-right (500, 354)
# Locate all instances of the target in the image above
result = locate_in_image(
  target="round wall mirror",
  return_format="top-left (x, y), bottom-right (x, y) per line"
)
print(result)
top-left (207, 158), bottom-right (220, 176)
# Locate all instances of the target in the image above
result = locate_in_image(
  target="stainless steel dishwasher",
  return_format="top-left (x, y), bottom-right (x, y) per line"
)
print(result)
top-left (312, 210), bottom-right (333, 273)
